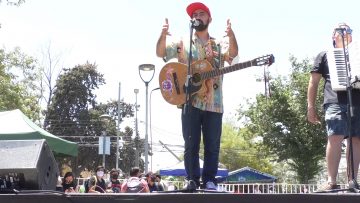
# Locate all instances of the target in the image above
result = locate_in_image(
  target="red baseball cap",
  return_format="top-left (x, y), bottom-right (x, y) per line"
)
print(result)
top-left (186, 2), bottom-right (211, 18)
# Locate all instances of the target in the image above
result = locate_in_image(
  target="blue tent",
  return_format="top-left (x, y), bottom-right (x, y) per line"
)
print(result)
top-left (222, 166), bottom-right (276, 183)
top-left (159, 159), bottom-right (228, 177)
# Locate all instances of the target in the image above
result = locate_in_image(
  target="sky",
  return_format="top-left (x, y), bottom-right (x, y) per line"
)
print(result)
top-left (1, 0), bottom-right (359, 172)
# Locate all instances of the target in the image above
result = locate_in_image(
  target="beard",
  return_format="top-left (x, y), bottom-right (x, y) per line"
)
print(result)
top-left (194, 19), bottom-right (209, 32)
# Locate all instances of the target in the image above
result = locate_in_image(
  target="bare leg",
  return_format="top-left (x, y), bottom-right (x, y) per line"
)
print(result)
top-left (327, 135), bottom-right (344, 183)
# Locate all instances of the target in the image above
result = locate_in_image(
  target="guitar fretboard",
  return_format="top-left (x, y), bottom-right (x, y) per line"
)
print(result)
top-left (200, 60), bottom-right (254, 80)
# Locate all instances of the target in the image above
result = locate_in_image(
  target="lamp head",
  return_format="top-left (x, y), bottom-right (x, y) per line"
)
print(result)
top-left (139, 64), bottom-right (155, 71)
top-left (99, 114), bottom-right (111, 123)
top-left (139, 64), bottom-right (155, 83)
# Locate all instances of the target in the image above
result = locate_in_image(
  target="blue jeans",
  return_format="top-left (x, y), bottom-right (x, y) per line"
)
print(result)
top-left (324, 103), bottom-right (360, 137)
top-left (181, 106), bottom-right (223, 186)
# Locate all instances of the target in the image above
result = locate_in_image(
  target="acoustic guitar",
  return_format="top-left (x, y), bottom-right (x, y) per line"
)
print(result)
top-left (159, 54), bottom-right (274, 105)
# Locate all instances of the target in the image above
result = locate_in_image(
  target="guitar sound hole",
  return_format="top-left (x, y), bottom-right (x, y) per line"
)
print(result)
top-left (192, 73), bottom-right (201, 84)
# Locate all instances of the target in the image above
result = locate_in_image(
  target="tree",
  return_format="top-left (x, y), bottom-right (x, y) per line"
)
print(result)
top-left (118, 126), bottom-right (145, 174)
top-left (45, 63), bottom-right (144, 175)
top-left (0, 47), bottom-right (41, 120)
top-left (0, 0), bottom-right (25, 29)
top-left (87, 101), bottom-right (144, 174)
top-left (239, 56), bottom-right (327, 183)
top-left (45, 62), bottom-right (105, 175)
top-left (219, 122), bottom-right (274, 174)
top-left (0, 0), bottom-right (24, 6)
top-left (45, 62), bottom-right (105, 137)
top-left (39, 42), bottom-right (64, 128)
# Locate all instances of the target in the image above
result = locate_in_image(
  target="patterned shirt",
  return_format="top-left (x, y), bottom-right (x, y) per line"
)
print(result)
top-left (164, 34), bottom-right (229, 113)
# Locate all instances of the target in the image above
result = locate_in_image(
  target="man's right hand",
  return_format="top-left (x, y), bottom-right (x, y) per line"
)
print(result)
top-left (157, 18), bottom-right (170, 58)
top-left (307, 107), bottom-right (321, 124)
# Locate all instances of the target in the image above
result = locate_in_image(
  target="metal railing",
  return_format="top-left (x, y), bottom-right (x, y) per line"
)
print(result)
top-left (73, 178), bottom-right (347, 193)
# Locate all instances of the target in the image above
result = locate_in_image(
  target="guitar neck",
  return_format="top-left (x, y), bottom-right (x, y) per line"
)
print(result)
top-left (200, 60), bottom-right (254, 80)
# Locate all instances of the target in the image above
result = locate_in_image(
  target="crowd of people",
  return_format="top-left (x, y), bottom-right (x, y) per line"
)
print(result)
top-left (58, 166), bottom-right (175, 194)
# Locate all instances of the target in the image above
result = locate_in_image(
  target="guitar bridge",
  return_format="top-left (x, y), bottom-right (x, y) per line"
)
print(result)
top-left (172, 73), bottom-right (180, 94)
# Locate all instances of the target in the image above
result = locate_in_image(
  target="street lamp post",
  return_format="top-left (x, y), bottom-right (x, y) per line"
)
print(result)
top-left (116, 82), bottom-right (121, 170)
top-left (118, 136), bottom-right (124, 172)
top-left (150, 87), bottom-right (160, 172)
top-left (100, 114), bottom-right (111, 169)
top-left (134, 88), bottom-right (139, 167)
top-left (138, 64), bottom-right (155, 173)
top-left (101, 131), bottom-right (106, 168)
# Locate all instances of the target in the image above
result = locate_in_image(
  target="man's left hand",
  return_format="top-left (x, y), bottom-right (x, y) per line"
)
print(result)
top-left (225, 19), bottom-right (235, 38)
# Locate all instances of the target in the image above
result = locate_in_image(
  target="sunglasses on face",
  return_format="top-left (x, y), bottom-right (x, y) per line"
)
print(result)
top-left (337, 27), bottom-right (353, 35)
top-left (343, 27), bottom-right (353, 34)
top-left (333, 27), bottom-right (353, 38)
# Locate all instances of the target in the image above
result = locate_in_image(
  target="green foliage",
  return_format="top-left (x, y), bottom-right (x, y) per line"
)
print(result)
top-left (45, 62), bottom-right (105, 135)
top-left (0, 0), bottom-right (25, 6)
top-left (219, 122), bottom-right (274, 175)
top-left (238, 56), bottom-right (327, 183)
top-left (0, 47), bottom-right (41, 120)
top-left (0, 0), bottom-right (25, 29)
top-left (45, 63), bottom-right (143, 175)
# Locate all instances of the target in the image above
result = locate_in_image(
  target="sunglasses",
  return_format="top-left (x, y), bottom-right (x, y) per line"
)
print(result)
top-left (337, 27), bottom-right (353, 35)
top-left (343, 27), bottom-right (353, 34)
top-left (333, 27), bottom-right (353, 37)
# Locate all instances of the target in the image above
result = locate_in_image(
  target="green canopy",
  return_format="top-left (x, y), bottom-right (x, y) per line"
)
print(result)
top-left (0, 109), bottom-right (78, 156)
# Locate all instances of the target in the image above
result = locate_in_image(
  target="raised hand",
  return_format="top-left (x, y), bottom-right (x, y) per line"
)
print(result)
top-left (162, 18), bottom-right (171, 36)
top-left (157, 18), bottom-right (171, 57)
top-left (225, 19), bottom-right (235, 38)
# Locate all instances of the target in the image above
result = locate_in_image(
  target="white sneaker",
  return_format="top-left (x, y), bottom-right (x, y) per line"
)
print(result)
top-left (205, 181), bottom-right (217, 190)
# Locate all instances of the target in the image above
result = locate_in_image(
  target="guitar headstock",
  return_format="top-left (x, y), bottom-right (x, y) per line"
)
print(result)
top-left (252, 54), bottom-right (275, 66)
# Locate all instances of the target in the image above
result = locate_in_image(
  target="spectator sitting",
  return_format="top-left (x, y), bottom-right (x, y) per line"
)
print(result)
top-left (155, 174), bottom-right (167, 191)
top-left (147, 174), bottom-right (164, 192)
top-left (88, 166), bottom-right (107, 193)
top-left (62, 172), bottom-right (78, 193)
top-left (121, 167), bottom-right (149, 193)
top-left (166, 176), bottom-right (178, 191)
top-left (109, 168), bottom-right (121, 193)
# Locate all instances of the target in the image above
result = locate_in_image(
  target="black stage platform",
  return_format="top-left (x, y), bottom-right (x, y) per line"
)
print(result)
top-left (1, 191), bottom-right (360, 203)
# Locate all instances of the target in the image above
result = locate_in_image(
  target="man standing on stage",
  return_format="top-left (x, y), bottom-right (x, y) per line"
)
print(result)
top-left (307, 23), bottom-right (360, 191)
top-left (156, 2), bottom-right (238, 190)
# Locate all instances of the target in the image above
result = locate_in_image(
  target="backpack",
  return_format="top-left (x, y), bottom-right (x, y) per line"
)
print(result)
top-left (111, 179), bottom-right (121, 193)
top-left (125, 177), bottom-right (144, 193)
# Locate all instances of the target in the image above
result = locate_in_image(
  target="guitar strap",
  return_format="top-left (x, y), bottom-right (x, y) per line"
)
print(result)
top-left (217, 42), bottom-right (222, 69)
top-left (209, 39), bottom-right (224, 70)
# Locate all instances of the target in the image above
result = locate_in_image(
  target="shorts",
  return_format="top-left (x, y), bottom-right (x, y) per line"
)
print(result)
top-left (324, 103), bottom-right (360, 137)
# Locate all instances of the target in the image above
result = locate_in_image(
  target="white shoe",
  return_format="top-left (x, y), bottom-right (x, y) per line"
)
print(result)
top-left (205, 182), bottom-right (217, 190)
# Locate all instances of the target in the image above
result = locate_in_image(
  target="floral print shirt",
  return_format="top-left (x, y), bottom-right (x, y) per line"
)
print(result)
top-left (164, 34), bottom-right (229, 113)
